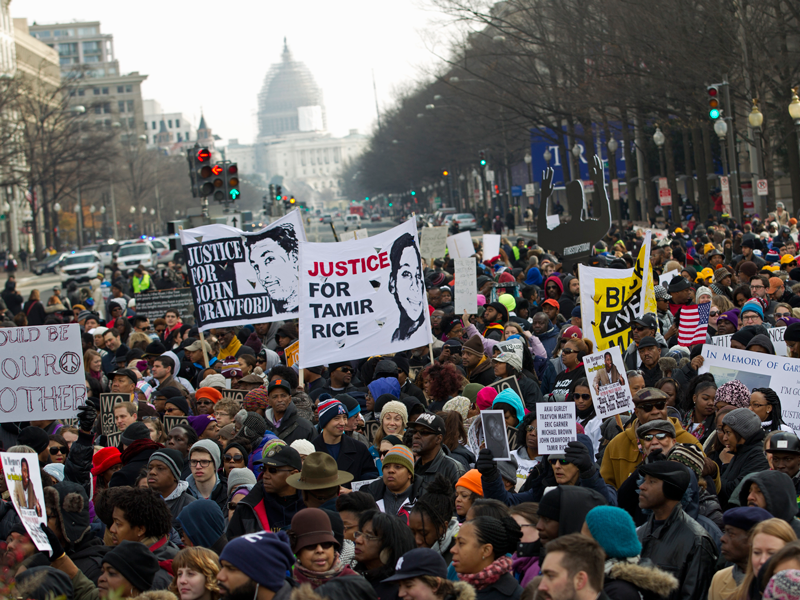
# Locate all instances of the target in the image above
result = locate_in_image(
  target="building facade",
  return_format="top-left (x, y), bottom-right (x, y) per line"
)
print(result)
top-left (143, 99), bottom-right (197, 150)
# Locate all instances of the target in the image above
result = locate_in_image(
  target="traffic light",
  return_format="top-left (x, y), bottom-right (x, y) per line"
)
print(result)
top-left (479, 151), bottom-right (486, 166)
top-left (210, 164), bottom-right (225, 201)
top-left (290, 196), bottom-right (296, 205)
top-left (707, 86), bottom-right (720, 119)
top-left (268, 184), bottom-right (275, 202)
top-left (226, 163), bottom-right (240, 200)
top-left (276, 185), bottom-right (283, 201)
top-left (410, 190), bottom-right (416, 196)
top-left (442, 170), bottom-right (449, 177)
top-left (494, 184), bottom-right (500, 196)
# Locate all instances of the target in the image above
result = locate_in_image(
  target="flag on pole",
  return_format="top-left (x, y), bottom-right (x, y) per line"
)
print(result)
top-left (678, 303), bottom-right (710, 346)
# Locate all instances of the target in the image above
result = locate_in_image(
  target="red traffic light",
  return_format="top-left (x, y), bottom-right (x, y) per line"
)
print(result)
top-left (211, 165), bottom-right (223, 175)
top-left (707, 86), bottom-right (718, 97)
top-left (196, 148), bottom-right (211, 162)
top-left (228, 165), bottom-right (238, 175)
top-left (199, 166), bottom-right (212, 178)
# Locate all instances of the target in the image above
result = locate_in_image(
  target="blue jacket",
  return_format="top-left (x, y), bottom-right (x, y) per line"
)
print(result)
top-left (536, 324), bottom-right (559, 358)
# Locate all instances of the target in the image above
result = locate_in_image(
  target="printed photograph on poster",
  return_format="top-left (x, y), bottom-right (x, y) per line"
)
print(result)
top-left (481, 410), bottom-right (511, 460)
top-left (1, 453), bottom-right (50, 552)
top-left (536, 402), bottom-right (577, 454)
top-left (454, 258), bottom-right (477, 315)
top-left (582, 345), bottom-right (634, 418)
top-left (298, 218), bottom-right (432, 368)
top-left (419, 226), bottom-right (448, 260)
top-left (180, 210), bottom-right (307, 331)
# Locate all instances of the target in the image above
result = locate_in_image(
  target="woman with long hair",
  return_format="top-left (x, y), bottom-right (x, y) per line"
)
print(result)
top-left (23, 289), bottom-right (46, 326)
top-left (84, 349), bottom-right (109, 392)
top-left (750, 388), bottom-right (793, 433)
top-left (408, 475), bottom-right (458, 563)
top-left (733, 518), bottom-right (797, 600)
top-left (142, 416), bottom-right (168, 444)
top-left (680, 375), bottom-right (718, 445)
top-left (114, 316), bottom-right (132, 345)
top-left (512, 413), bottom-right (540, 487)
top-left (438, 409), bottom-right (474, 470)
top-left (354, 510), bottom-right (416, 600)
top-left (169, 546), bottom-right (221, 600)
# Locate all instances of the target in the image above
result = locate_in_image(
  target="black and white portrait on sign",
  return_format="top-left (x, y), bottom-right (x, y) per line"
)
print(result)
top-left (245, 222), bottom-right (300, 314)
top-left (389, 232), bottom-right (426, 342)
top-left (481, 410), bottom-right (511, 460)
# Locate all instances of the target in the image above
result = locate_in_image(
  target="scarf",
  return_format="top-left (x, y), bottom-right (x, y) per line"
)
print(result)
top-left (294, 556), bottom-right (347, 589)
top-left (120, 439), bottom-right (162, 464)
top-left (681, 411), bottom-right (707, 442)
top-left (218, 336), bottom-right (242, 361)
top-left (458, 555), bottom-right (512, 590)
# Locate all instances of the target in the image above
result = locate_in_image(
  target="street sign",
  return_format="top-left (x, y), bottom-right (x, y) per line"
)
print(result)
top-left (659, 188), bottom-right (672, 206)
top-left (485, 170), bottom-right (495, 183)
top-left (525, 183), bottom-right (535, 197)
top-left (720, 176), bottom-right (729, 192)
top-left (658, 177), bottom-right (668, 190)
top-left (511, 185), bottom-right (523, 197)
top-left (757, 179), bottom-right (768, 196)
top-left (720, 176), bottom-right (731, 211)
top-left (611, 179), bottom-right (620, 201)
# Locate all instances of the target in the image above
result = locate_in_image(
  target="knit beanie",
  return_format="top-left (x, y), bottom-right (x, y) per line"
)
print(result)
top-left (120, 421), bottom-right (151, 446)
top-left (219, 531), bottom-right (295, 592)
top-left (731, 327), bottom-right (758, 348)
top-left (585, 506), bottom-right (642, 559)
top-left (164, 395), bottom-right (191, 416)
top-left (227, 467), bottom-right (257, 497)
top-left (498, 293), bottom-right (516, 313)
top-left (243, 411), bottom-right (267, 438)
top-left (380, 401), bottom-right (408, 429)
top-left (317, 399), bottom-right (347, 429)
top-left (476, 386), bottom-right (499, 411)
top-left (723, 408), bottom-right (763, 440)
top-left (763, 569), bottom-right (800, 600)
top-left (136, 380), bottom-right (153, 402)
top-left (741, 300), bottom-right (764, 320)
top-left (191, 439), bottom-right (221, 470)
top-left (462, 335), bottom-right (485, 357)
top-left (695, 286), bottom-right (712, 302)
top-left (382, 445), bottom-right (415, 475)
top-left (196, 387), bottom-right (223, 404)
top-left (187, 415), bottom-right (217, 438)
top-left (456, 469), bottom-right (483, 497)
top-left (200, 373), bottom-right (227, 389)
top-left (148, 448), bottom-right (184, 481)
top-left (290, 439), bottom-right (316, 456)
top-left (462, 383), bottom-right (484, 404)
top-left (18, 426), bottom-right (49, 454)
top-left (715, 380), bottom-right (751, 409)
top-left (243, 387), bottom-right (269, 412)
top-left (442, 396), bottom-right (471, 421)
top-left (102, 541), bottom-right (160, 594)
top-left (667, 443), bottom-right (705, 480)
top-left (536, 487), bottom-right (563, 522)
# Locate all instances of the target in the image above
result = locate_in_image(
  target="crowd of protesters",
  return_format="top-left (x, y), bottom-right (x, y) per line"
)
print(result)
top-left (7, 210), bottom-right (800, 600)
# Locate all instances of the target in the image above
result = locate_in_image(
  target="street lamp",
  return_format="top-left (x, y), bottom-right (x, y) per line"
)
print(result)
top-left (653, 126), bottom-right (666, 177)
top-left (714, 118), bottom-right (730, 191)
top-left (789, 88), bottom-right (800, 180)
top-left (543, 148), bottom-right (552, 166)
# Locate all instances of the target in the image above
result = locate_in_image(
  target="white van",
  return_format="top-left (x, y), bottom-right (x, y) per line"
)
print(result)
top-left (344, 214), bottom-right (361, 229)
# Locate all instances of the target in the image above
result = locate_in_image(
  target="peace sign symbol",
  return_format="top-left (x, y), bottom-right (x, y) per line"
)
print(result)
top-left (59, 352), bottom-right (81, 374)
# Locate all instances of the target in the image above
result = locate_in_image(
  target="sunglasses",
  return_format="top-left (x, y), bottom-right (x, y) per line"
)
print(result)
top-left (561, 349), bottom-right (577, 355)
top-left (526, 425), bottom-right (537, 432)
top-left (572, 393), bottom-right (591, 401)
top-left (633, 325), bottom-right (649, 332)
top-left (776, 312), bottom-right (791, 319)
top-left (338, 367), bottom-right (354, 374)
top-left (636, 400), bottom-right (667, 412)
top-left (709, 310), bottom-right (719, 317)
top-left (642, 432), bottom-right (670, 441)
top-left (548, 458), bottom-right (568, 465)
top-left (196, 400), bottom-right (214, 406)
top-left (225, 454), bottom-right (244, 462)
top-left (49, 446), bottom-right (67, 455)
top-left (261, 465), bottom-right (294, 474)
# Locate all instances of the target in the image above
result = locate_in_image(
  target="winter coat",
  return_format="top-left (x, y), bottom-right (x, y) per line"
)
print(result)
top-left (599, 417), bottom-right (703, 489)
top-left (63, 430), bottom-right (94, 499)
top-left (227, 481), bottom-right (305, 537)
top-left (475, 573), bottom-right (522, 600)
top-left (719, 429), bottom-right (769, 509)
top-left (637, 504), bottom-right (717, 600)
top-left (548, 364), bottom-right (587, 403)
top-left (23, 299), bottom-right (46, 326)
top-left (467, 357), bottom-right (496, 386)
top-left (603, 559), bottom-right (679, 600)
top-left (415, 447), bottom-right (465, 493)
top-left (312, 433), bottom-right (379, 483)
top-left (366, 476), bottom-right (424, 518)
top-left (536, 324), bottom-right (559, 358)
top-left (736, 470), bottom-right (800, 536)
top-left (90, 278), bottom-right (105, 320)
top-left (265, 403), bottom-right (316, 445)
top-left (108, 443), bottom-right (160, 488)
top-left (623, 333), bottom-right (668, 371)
top-left (186, 474), bottom-right (228, 510)
top-left (2, 281), bottom-right (22, 315)
top-left (449, 444), bottom-right (476, 471)
top-left (163, 480), bottom-right (196, 519)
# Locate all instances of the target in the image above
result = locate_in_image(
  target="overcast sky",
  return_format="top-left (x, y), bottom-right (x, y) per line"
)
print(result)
top-left (13, 0), bottom-right (457, 144)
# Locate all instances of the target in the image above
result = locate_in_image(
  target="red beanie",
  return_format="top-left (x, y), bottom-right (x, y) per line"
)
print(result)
top-left (91, 446), bottom-right (122, 476)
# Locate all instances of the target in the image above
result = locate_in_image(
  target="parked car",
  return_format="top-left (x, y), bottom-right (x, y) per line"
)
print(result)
top-left (453, 213), bottom-right (478, 231)
top-left (32, 252), bottom-right (66, 276)
top-left (151, 238), bottom-right (178, 265)
top-left (97, 242), bottom-right (118, 269)
top-left (344, 214), bottom-right (362, 229)
top-left (116, 241), bottom-right (156, 273)
top-left (434, 208), bottom-right (457, 225)
top-left (57, 251), bottom-right (103, 285)
top-left (321, 214), bottom-right (333, 224)
top-left (370, 213), bottom-right (382, 222)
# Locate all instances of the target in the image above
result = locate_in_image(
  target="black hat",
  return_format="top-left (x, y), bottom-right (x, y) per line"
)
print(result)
top-left (373, 359), bottom-right (399, 378)
top-left (766, 432), bottom-right (800, 455)
top-left (256, 443), bottom-right (303, 471)
top-left (124, 348), bottom-right (144, 362)
top-left (633, 313), bottom-right (659, 330)
top-left (163, 395), bottom-right (190, 416)
top-left (268, 378), bottom-right (292, 395)
top-left (731, 327), bottom-right (758, 348)
top-left (390, 353), bottom-right (410, 376)
top-left (103, 541), bottom-right (160, 594)
top-left (667, 275), bottom-right (690, 293)
top-left (18, 426), bottom-right (49, 453)
top-left (143, 340), bottom-right (167, 356)
top-left (742, 238), bottom-right (756, 249)
top-left (637, 336), bottom-right (659, 350)
top-left (638, 461), bottom-right (691, 500)
top-left (110, 368), bottom-right (138, 386)
top-left (154, 386), bottom-right (183, 400)
top-left (785, 323), bottom-right (800, 343)
top-left (382, 548), bottom-right (448, 583)
top-left (120, 421), bottom-right (151, 446)
top-left (15, 566), bottom-right (74, 600)
top-left (408, 412), bottom-right (446, 435)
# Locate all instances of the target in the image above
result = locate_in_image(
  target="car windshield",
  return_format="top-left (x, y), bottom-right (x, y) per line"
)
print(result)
top-left (119, 245), bottom-right (150, 257)
top-left (98, 244), bottom-right (116, 252)
top-left (151, 240), bottom-right (166, 249)
top-left (63, 254), bottom-right (96, 266)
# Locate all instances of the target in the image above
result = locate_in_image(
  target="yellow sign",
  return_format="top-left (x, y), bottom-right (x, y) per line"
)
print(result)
top-left (285, 340), bottom-right (299, 368)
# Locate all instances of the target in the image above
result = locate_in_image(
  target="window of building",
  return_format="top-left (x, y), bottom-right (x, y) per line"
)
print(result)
top-left (78, 27), bottom-right (97, 36)
top-left (102, 87), bottom-right (108, 95)
top-left (118, 101), bottom-right (125, 113)
top-left (78, 89), bottom-right (85, 97)
top-left (176, 133), bottom-right (182, 142)
top-left (117, 86), bottom-right (124, 94)
top-left (103, 103), bottom-right (111, 114)
top-left (184, 131), bottom-right (189, 140)
top-left (94, 106), bottom-right (102, 114)
top-left (175, 119), bottom-right (180, 128)
top-left (83, 55), bottom-right (99, 63)
top-left (125, 85), bottom-right (131, 93)
top-left (126, 100), bottom-right (134, 112)
top-left (301, 151), bottom-right (306, 166)
top-left (324, 149), bottom-right (330, 164)
top-left (128, 117), bottom-right (135, 128)
top-left (334, 148), bottom-right (340, 163)
top-left (58, 42), bottom-right (78, 57)
top-left (168, 119), bottom-right (172, 128)
top-left (151, 121), bottom-right (156, 130)
top-left (104, 119), bottom-right (112, 128)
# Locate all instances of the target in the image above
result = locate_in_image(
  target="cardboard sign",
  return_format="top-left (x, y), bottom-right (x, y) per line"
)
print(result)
top-left (583, 345), bottom-right (634, 418)
top-left (99, 393), bottom-right (131, 436)
top-left (220, 389), bottom-right (247, 404)
top-left (0, 324), bottom-right (86, 423)
top-left (134, 288), bottom-right (194, 322)
top-left (285, 341), bottom-right (299, 368)
top-left (364, 420), bottom-right (380, 444)
top-left (482, 234), bottom-right (501, 260)
top-left (163, 415), bottom-right (190, 433)
top-left (419, 227), bottom-right (448, 260)
top-left (481, 410), bottom-right (511, 460)
top-left (659, 269), bottom-right (680, 286)
top-left (487, 376), bottom-right (524, 400)
top-left (536, 403), bottom-right (577, 454)
top-left (446, 231), bottom-right (475, 259)
top-left (340, 229), bottom-right (369, 242)
top-left (454, 258), bottom-right (477, 315)
top-left (2, 452), bottom-right (50, 552)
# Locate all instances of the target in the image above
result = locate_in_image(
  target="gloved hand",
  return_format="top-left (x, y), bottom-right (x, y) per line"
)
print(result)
top-left (646, 448), bottom-right (667, 462)
top-left (40, 523), bottom-right (65, 561)
top-left (564, 441), bottom-right (594, 477)
top-left (76, 404), bottom-right (97, 433)
top-left (475, 448), bottom-right (499, 480)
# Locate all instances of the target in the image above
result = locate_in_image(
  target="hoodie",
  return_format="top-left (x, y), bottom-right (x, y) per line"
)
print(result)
top-left (736, 470), bottom-right (800, 536)
top-left (492, 389), bottom-right (526, 424)
top-left (746, 334), bottom-right (776, 354)
top-left (524, 268), bottom-right (543, 287)
top-left (163, 479), bottom-right (196, 520)
top-left (367, 377), bottom-right (401, 400)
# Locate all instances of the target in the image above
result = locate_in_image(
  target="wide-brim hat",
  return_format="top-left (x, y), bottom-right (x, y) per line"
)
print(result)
top-left (286, 452), bottom-right (353, 490)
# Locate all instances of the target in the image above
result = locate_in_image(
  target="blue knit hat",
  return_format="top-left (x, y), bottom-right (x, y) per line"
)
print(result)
top-left (317, 399), bottom-right (347, 430)
top-left (585, 506), bottom-right (642, 559)
top-left (741, 300), bottom-right (764, 320)
top-left (219, 531), bottom-right (295, 591)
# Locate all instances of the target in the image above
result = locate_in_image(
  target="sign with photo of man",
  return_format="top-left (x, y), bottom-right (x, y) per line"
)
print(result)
top-left (583, 345), bottom-right (634, 418)
top-left (1, 452), bottom-right (50, 551)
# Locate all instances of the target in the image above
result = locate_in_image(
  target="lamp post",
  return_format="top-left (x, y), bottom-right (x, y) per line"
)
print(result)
top-left (69, 105), bottom-right (86, 248)
top-left (789, 88), bottom-right (800, 183)
top-left (749, 99), bottom-right (765, 213)
top-left (608, 137), bottom-right (623, 228)
top-left (653, 126), bottom-right (666, 177)
top-left (53, 202), bottom-right (61, 251)
top-left (89, 205), bottom-right (96, 243)
top-left (714, 118), bottom-right (730, 178)
top-left (99, 205), bottom-right (106, 239)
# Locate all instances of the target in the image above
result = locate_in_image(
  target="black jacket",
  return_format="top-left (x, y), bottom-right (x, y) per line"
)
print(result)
top-left (265, 403), bottom-right (315, 445)
top-left (109, 444), bottom-right (160, 488)
top-left (415, 448), bottom-right (465, 493)
top-left (637, 504), bottom-right (717, 600)
top-left (64, 430), bottom-right (94, 499)
top-left (475, 572), bottom-right (522, 600)
top-left (719, 429), bottom-right (769, 509)
top-left (312, 433), bottom-right (378, 483)
top-left (468, 358), bottom-right (496, 386)
top-left (449, 445), bottom-right (476, 471)
top-left (603, 560), bottom-right (679, 600)
top-left (401, 380), bottom-right (427, 406)
top-left (23, 300), bottom-right (46, 326)
top-left (516, 375), bottom-right (544, 411)
top-left (737, 470), bottom-right (800, 536)
top-left (227, 482), bottom-right (305, 537)
top-left (366, 476), bottom-right (424, 517)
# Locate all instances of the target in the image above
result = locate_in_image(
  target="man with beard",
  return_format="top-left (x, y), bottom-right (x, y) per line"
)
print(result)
top-left (247, 224), bottom-right (300, 315)
top-left (217, 530), bottom-right (295, 600)
top-left (592, 351), bottom-right (624, 393)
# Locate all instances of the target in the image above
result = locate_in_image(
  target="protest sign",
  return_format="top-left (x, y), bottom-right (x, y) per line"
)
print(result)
top-left (99, 393), bottom-right (131, 436)
top-left (699, 345), bottom-right (799, 431)
top-left (579, 230), bottom-right (653, 351)
top-left (220, 389), bottom-right (247, 404)
top-left (163, 415), bottom-right (190, 433)
top-left (481, 410), bottom-right (511, 460)
top-left (582, 345), bottom-right (634, 418)
top-left (446, 231), bottom-right (474, 259)
top-left (710, 326), bottom-right (788, 356)
top-left (1, 453), bottom-right (50, 551)
top-left (134, 288), bottom-right (194, 322)
top-left (454, 258), bottom-right (477, 314)
top-left (482, 234), bottom-right (501, 260)
top-left (536, 403), bottom-right (577, 454)
top-left (298, 219), bottom-right (432, 368)
top-left (180, 210), bottom-right (306, 331)
top-left (352, 478), bottom-right (379, 492)
top-left (0, 324), bottom-right (86, 423)
top-left (659, 269), bottom-right (680, 287)
top-left (487, 375), bottom-right (524, 400)
top-left (364, 420), bottom-right (380, 444)
top-left (284, 340), bottom-right (299, 368)
top-left (340, 229), bottom-right (369, 242)
top-left (419, 227), bottom-right (448, 260)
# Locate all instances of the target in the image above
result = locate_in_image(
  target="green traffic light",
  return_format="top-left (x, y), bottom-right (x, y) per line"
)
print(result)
top-left (709, 109), bottom-right (720, 119)
top-left (480, 159), bottom-right (487, 166)
top-left (365, 197), bottom-right (370, 201)
top-left (277, 195), bottom-right (282, 200)
top-left (410, 191), bottom-right (416, 196)
top-left (389, 203), bottom-right (393, 207)
top-left (230, 189), bottom-right (240, 199)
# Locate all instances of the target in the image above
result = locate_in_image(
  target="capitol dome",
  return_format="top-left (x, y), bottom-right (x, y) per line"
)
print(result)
top-left (257, 39), bottom-right (326, 138)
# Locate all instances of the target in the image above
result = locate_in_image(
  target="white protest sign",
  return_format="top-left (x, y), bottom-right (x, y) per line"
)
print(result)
top-left (352, 477), bottom-right (379, 492)
top-left (454, 258), bottom-right (477, 315)
top-left (481, 410), bottom-right (511, 460)
top-left (546, 214), bottom-right (560, 230)
top-left (582, 345), bottom-right (634, 418)
top-left (446, 231), bottom-right (474, 259)
top-left (710, 326), bottom-right (787, 357)
top-left (659, 269), bottom-right (680, 287)
top-left (419, 227), bottom-right (448, 259)
top-left (2, 452), bottom-right (50, 551)
top-left (340, 229), bottom-right (369, 242)
top-left (298, 218), bottom-right (432, 368)
top-left (699, 345), bottom-right (799, 432)
top-left (0, 324), bottom-right (85, 423)
top-left (536, 403), bottom-right (577, 454)
top-left (482, 234), bottom-right (501, 260)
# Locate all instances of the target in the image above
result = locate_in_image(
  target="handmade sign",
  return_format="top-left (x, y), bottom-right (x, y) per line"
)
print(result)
top-left (340, 229), bottom-right (369, 242)
top-left (99, 393), bottom-right (131, 436)
top-left (487, 376), bottom-right (524, 400)
top-left (180, 210), bottom-right (306, 331)
top-left (284, 340), bottom-right (299, 368)
top-left (0, 324), bottom-right (86, 423)
top-left (537, 155), bottom-right (611, 271)
top-left (582, 345), bottom-right (634, 418)
top-left (710, 326), bottom-right (788, 356)
top-left (419, 227), bottom-right (448, 260)
top-left (481, 410), bottom-right (511, 460)
top-left (220, 389), bottom-right (247, 404)
top-left (134, 288), bottom-right (194, 322)
top-left (536, 403), bottom-right (577, 454)
top-left (446, 231), bottom-right (474, 259)
top-left (2, 452), bottom-right (50, 551)
top-left (298, 219), bottom-right (432, 367)
top-left (482, 234), bottom-right (501, 260)
top-left (454, 258), bottom-right (477, 314)
top-left (163, 415), bottom-right (191, 433)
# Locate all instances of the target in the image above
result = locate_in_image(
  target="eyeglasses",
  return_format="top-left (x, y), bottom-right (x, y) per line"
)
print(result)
top-left (561, 349), bottom-right (577, 356)
top-left (641, 433), bottom-right (670, 441)
top-left (354, 530), bottom-right (380, 542)
top-left (636, 400), bottom-right (667, 412)
top-left (750, 284), bottom-right (765, 290)
top-left (142, 416), bottom-right (160, 422)
top-left (225, 454), bottom-right (244, 462)
top-left (337, 367), bottom-right (354, 374)
top-left (379, 450), bottom-right (390, 458)
top-left (709, 310), bottom-right (720, 317)
top-left (261, 465), bottom-right (295, 474)
top-left (548, 458), bottom-right (568, 465)
top-left (190, 459), bottom-right (212, 468)
top-left (49, 446), bottom-right (67, 455)
top-left (526, 425), bottom-right (537, 432)
top-left (196, 400), bottom-right (214, 406)
top-left (743, 315), bottom-right (762, 323)
top-left (776, 312), bottom-right (792, 319)
top-left (749, 401), bottom-right (769, 409)
top-left (572, 393), bottom-right (591, 401)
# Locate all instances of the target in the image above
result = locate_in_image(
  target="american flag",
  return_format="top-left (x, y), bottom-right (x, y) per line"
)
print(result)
top-left (678, 303), bottom-right (710, 346)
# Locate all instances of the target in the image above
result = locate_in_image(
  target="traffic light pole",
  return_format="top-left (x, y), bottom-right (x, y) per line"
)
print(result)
top-left (721, 80), bottom-right (743, 224)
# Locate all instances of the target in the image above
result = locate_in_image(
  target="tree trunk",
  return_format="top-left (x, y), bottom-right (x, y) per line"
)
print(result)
top-left (692, 126), bottom-right (710, 222)
top-left (663, 121), bottom-right (681, 226)
top-left (620, 107), bottom-right (638, 222)
top-left (682, 127), bottom-right (695, 214)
